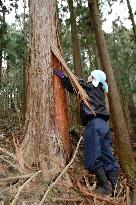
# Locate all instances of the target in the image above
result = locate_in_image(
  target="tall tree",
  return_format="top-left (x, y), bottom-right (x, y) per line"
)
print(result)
top-left (67, 0), bottom-right (83, 77)
top-left (88, 0), bottom-right (136, 175)
top-left (22, 0), bottom-right (27, 122)
top-left (0, 5), bottom-right (7, 88)
top-left (22, 0), bottom-right (71, 180)
top-left (126, 0), bottom-right (136, 44)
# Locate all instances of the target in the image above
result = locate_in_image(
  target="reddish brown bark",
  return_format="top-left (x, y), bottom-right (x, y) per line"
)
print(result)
top-left (52, 54), bottom-right (71, 161)
top-left (22, 0), bottom-right (72, 181)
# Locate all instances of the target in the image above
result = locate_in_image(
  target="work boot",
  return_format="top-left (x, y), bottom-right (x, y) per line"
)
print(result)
top-left (94, 166), bottom-right (112, 196)
top-left (106, 171), bottom-right (120, 196)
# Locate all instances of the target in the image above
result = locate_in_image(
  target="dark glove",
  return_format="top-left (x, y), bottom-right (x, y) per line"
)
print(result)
top-left (54, 69), bottom-right (65, 78)
top-left (79, 78), bottom-right (85, 85)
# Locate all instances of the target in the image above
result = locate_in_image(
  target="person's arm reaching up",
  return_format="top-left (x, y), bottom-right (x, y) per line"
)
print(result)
top-left (54, 69), bottom-right (74, 93)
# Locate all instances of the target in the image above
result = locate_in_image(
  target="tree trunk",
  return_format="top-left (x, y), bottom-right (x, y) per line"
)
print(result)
top-left (0, 52), bottom-right (2, 89)
top-left (22, 0), bottom-right (71, 182)
top-left (0, 8), bottom-right (6, 89)
top-left (94, 45), bottom-right (100, 69)
top-left (126, 0), bottom-right (136, 44)
top-left (129, 71), bottom-right (136, 109)
top-left (22, 0), bottom-right (27, 123)
top-left (88, 0), bottom-right (136, 175)
top-left (111, 26), bottom-right (135, 137)
top-left (68, 0), bottom-right (83, 78)
top-left (68, 0), bottom-right (83, 125)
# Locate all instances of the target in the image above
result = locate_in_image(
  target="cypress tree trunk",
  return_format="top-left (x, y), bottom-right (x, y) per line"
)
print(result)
top-left (22, 0), bottom-right (71, 182)
top-left (22, 0), bottom-right (27, 122)
top-left (67, 0), bottom-right (83, 126)
top-left (68, 0), bottom-right (83, 78)
top-left (0, 8), bottom-right (6, 89)
top-left (0, 7), bottom-right (7, 102)
top-left (126, 0), bottom-right (136, 44)
top-left (0, 52), bottom-right (2, 89)
top-left (88, 0), bottom-right (136, 175)
top-left (94, 45), bottom-right (101, 69)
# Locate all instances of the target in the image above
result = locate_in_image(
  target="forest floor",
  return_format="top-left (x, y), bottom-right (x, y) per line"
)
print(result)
top-left (0, 111), bottom-right (135, 205)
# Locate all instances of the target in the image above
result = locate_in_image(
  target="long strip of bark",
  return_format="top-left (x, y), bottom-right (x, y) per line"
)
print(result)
top-left (51, 47), bottom-right (96, 116)
top-left (39, 135), bottom-right (83, 205)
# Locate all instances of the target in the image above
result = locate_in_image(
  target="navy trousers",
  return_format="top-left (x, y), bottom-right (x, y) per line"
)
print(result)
top-left (83, 118), bottom-right (118, 172)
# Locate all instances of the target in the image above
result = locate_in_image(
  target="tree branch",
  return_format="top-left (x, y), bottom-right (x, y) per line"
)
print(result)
top-left (10, 170), bottom-right (41, 205)
top-left (0, 156), bottom-right (21, 173)
top-left (0, 147), bottom-right (16, 160)
top-left (0, 173), bottom-right (34, 183)
top-left (39, 135), bottom-right (83, 205)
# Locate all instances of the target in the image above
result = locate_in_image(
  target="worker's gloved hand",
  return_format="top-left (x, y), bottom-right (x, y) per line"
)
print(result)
top-left (54, 69), bottom-right (65, 78)
top-left (79, 78), bottom-right (84, 85)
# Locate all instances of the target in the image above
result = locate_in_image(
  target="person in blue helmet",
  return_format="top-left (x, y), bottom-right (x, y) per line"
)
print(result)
top-left (54, 69), bottom-right (119, 196)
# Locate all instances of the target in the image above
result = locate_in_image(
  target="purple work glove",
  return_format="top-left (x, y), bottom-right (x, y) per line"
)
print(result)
top-left (54, 69), bottom-right (65, 78)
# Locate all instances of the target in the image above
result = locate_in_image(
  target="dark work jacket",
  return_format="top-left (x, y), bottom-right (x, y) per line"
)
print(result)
top-left (61, 76), bottom-right (109, 126)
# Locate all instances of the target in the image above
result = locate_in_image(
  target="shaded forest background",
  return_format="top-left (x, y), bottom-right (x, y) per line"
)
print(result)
top-left (0, 0), bottom-right (135, 149)
top-left (0, 0), bottom-right (136, 204)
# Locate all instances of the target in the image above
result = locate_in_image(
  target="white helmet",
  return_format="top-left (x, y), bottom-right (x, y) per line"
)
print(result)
top-left (90, 70), bottom-right (108, 93)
